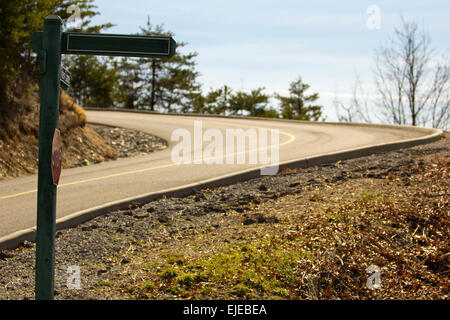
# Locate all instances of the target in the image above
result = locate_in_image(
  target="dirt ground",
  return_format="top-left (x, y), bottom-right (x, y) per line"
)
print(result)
top-left (0, 134), bottom-right (448, 300)
top-left (93, 140), bottom-right (449, 300)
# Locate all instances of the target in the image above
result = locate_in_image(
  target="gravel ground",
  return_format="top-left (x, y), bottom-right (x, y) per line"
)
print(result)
top-left (90, 124), bottom-right (167, 159)
top-left (0, 134), bottom-right (448, 300)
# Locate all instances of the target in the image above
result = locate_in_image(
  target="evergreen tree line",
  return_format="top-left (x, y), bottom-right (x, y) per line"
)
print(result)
top-left (0, 0), bottom-right (324, 121)
top-left (65, 16), bottom-right (323, 120)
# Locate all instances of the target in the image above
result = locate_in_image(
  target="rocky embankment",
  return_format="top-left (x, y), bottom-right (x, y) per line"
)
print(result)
top-left (90, 124), bottom-right (167, 159)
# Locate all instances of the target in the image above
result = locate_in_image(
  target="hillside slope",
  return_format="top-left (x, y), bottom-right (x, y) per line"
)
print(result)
top-left (0, 87), bottom-right (116, 180)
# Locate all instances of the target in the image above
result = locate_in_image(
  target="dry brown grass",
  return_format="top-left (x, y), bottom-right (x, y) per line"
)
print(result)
top-left (59, 90), bottom-right (87, 130)
top-left (93, 151), bottom-right (449, 300)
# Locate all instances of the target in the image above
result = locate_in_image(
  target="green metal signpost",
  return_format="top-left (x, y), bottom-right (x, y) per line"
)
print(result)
top-left (31, 15), bottom-right (176, 300)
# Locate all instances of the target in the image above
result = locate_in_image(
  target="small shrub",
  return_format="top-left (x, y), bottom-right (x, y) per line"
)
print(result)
top-left (166, 254), bottom-right (186, 266)
top-left (141, 281), bottom-right (157, 291)
top-left (167, 285), bottom-right (185, 296)
top-left (234, 283), bottom-right (253, 298)
top-left (160, 267), bottom-right (178, 279)
top-left (177, 274), bottom-right (195, 287)
top-left (201, 286), bottom-right (213, 295)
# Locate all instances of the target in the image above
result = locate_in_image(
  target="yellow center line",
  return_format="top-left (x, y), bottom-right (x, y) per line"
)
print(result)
top-left (0, 119), bottom-right (296, 201)
top-left (0, 189), bottom-right (38, 200)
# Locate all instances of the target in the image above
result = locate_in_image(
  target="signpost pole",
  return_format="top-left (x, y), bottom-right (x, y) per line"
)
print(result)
top-left (31, 14), bottom-right (175, 300)
top-left (35, 15), bottom-right (62, 300)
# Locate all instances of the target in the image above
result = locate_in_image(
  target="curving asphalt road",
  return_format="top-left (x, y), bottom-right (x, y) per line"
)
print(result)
top-left (0, 110), bottom-right (442, 248)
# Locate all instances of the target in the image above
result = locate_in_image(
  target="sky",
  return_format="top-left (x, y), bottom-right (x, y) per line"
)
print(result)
top-left (89, 0), bottom-right (449, 121)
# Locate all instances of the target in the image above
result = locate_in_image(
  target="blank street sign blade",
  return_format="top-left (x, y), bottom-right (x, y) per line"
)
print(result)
top-left (61, 33), bottom-right (176, 58)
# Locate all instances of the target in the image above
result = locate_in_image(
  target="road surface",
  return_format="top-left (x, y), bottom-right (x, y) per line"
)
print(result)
top-left (0, 110), bottom-right (439, 242)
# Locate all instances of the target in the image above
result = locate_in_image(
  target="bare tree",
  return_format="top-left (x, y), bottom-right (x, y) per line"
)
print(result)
top-left (334, 74), bottom-right (372, 123)
top-left (426, 54), bottom-right (450, 129)
top-left (374, 18), bottom-right (449, 129)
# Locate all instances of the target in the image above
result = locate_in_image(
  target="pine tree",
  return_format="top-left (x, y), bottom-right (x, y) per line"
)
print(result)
top-left (115, 58), bottom-right (143, 109)
top-left (229, 88), bottom-right (269, 117)
top-left (275, 77), bottom-right (323, 120)
top-left (60, 0), bottom-right (117, 108)
top-left (67, 55), bottom-right (118, 108)
top-left (136, 16), bottom-right (201, 112)
top-left (205, 85), bottom-right (232, 114)
top-left (53, 0), bottom-right (113, 33)
top-left (0, 0), bottom-right (58, 96)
